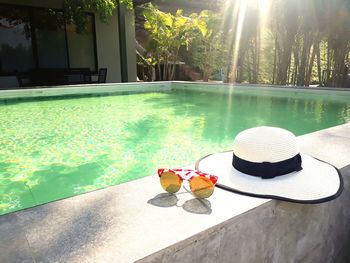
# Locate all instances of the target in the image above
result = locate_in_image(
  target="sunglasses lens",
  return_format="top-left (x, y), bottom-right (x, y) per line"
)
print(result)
top-left (160, 171), bottom-right (182, 193)
top-left (190, 176), bottom-right (215, 198)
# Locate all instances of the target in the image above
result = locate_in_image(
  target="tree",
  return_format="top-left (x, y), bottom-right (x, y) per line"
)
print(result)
top-left (187, 11), bottom-right (225, 81)
top-left (63, 0), bottom-right (133, 32)
top-left (139, 0), bottom-right (350, 86)
top-left (143, 3), bottom-right (207, 80)
top-left (325, 0), bottom-right (350, 87)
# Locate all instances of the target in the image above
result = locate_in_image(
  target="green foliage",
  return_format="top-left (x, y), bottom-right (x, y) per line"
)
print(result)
top-left (187, 11), bottom-right (225, 80)
top-left (63, 0), bottom-right (132, 32)
top-left (142, 0), bottom-right (350, 86)
top-left (143, 4), bottom-right (195, 51)
top-left (143, 3), bottom-right (206, 80)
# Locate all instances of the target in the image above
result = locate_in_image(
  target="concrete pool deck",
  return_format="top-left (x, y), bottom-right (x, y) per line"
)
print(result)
top-left (1, 123), bottom-right (350, 262)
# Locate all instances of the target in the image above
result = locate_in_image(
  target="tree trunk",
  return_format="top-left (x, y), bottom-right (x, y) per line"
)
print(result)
top-left (203, 72), bottom-right (209, 82)
top-left (276, 34), bottom-right (294, 85)
top-left (272, 36), bottom-right (278, 84)
top-left (277, 51), bottom-right (292, 85)
top-left (203, 45), bottom-right (210, 82)
top-left (157, 54), bottom-right (161, 81)
top-left (292, 47), bottom-right (299, 86)
top-left (316, 42), bottom-right (322, 85)
top-left (163, 55), bottom-right (167, 81)
top-left (169, 47), bottom-right (180, 80)
top-left (305, 41), bottom-right (317, 86)
top-left (252, 36), bottom-right (259, 84)
top-left (247, 50), bottom-right (252, 83)
top-left (225, 38), bottom-right (235, 83)
top-left (236, 45), bottom-right (248, 83)
top-left (334, 44), bottom-right (348, 87)
top-left (297, 33), bottom-right (311, 86)
top-left (256, 36), bottom-right (260, 84)
top-left (290, 61), bottom-right (295, 85)
top-left (326, 40), bottom-right (331, 85)
top-left (170, 50), bottom-right (179, 81)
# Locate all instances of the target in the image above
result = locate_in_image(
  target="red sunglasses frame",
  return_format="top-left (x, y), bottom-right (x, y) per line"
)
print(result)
top-left (157, 168), bottom-right (218, 185)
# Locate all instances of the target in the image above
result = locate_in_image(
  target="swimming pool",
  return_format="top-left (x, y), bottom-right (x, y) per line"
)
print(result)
top-left (1, 83), bottom-right (350, 215)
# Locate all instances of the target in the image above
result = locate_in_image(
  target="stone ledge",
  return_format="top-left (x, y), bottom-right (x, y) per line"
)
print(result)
top-left (172, 81), bottom-right (350, 93)
top-left (0, 82), bottom-right (171, 100)
top-left (0, 124), bottom-right (349, 263)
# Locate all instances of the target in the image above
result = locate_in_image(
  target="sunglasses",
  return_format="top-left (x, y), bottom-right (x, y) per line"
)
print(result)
top-left (157, 168), bottom-right (218, 199)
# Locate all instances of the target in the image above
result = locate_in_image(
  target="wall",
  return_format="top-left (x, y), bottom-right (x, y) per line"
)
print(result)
top-left (94, 9), bottom-right (122, 83)
top-left (125, 7), bottom-right (137, 82)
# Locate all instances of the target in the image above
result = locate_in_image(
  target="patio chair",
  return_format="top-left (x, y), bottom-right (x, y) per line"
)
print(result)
top-left (67, 68), bottom-right (91, 84)
top-left (16, 73), bottom-right (32, 87)
top-left (91, 68), bottom-right (107, 83)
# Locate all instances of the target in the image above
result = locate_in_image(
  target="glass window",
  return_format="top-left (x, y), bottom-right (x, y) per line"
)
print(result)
top-left (0, 4), bottom-right (97, 75)
top-left (32, 9), bottom-right (68, 68)
top-left (66, 15), bottom-right (96, 71)
top-left (0, 6), bottom-right (34, 73)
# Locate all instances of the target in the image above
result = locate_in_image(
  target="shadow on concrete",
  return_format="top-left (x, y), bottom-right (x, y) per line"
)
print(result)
top-left (147, 193), bottom-right (212, 215)
top-left (182, 198), bottom-right (212, 215)
top-left (147, 193), bottom-right (179, 207)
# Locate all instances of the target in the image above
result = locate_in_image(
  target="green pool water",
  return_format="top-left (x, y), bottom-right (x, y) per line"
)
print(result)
top-left (1, 85), bottom-right (350, 215)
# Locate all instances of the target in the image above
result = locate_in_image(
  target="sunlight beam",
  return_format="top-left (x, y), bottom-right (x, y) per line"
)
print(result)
top-left (230, 0), bottom-right (248, 83)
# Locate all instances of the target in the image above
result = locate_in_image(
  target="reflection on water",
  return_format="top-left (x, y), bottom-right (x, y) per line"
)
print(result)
top-left (0, 88), bottom-right (349, 214)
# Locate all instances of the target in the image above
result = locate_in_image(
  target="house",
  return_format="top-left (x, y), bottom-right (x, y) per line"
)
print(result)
top-left (0, 0), bottom-right (137, 88)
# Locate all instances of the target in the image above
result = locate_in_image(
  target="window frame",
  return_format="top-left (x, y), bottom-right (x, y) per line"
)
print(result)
top-left (0, 3), bottom-right (98, 76)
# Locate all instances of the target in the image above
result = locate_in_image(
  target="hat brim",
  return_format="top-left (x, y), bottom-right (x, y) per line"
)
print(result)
top-left (195, 151), bottom-right (343, 204)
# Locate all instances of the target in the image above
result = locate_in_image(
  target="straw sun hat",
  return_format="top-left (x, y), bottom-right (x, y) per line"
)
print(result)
top-left (195, 126), bottom-right (343, 203)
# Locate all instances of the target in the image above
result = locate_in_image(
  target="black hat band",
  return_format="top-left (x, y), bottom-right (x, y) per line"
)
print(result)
top-left (232, 153), bottom-right (303, 179)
